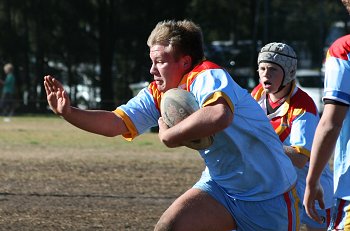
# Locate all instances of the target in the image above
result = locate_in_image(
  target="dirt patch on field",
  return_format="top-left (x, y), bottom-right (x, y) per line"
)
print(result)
top-left (0, 148), bottom-right (204, 231)
top-left (0, 117), bottom-right (323, 230)
top-left (0, 117), bottom-right (205, 230)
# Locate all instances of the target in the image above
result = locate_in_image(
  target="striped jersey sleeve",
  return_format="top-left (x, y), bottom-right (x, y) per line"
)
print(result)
top-left (324, 35), bottom-right (350, 105)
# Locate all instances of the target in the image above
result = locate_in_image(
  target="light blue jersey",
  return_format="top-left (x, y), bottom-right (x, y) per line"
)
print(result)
top-left (190, 71), bottom-right (297, 201)
top-left (115, 60), bottom-right (297, 201)
top-left (324, 35), bottom-right (350, 201)
top-left (252, 83), bottom-right (334, 228)
top-left (115, 60), bottom-right (300, 229)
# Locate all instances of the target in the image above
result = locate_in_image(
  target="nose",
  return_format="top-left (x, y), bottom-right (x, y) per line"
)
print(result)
top-left (150, 63), bottom-right (157, 75)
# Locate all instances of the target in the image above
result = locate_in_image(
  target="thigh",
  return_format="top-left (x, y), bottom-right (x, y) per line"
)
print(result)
top-left (154, 188), bottom-right (236, 231)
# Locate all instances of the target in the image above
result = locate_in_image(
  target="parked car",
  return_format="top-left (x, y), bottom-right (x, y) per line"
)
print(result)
top-left (295, 69), bottom-right (324, 114)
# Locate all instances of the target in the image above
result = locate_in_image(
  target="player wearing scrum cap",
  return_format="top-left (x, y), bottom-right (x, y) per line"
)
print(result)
top-left (251, 42), bottom-right (334, 231)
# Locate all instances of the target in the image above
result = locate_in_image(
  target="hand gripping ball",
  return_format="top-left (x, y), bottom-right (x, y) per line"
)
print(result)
top-left (160, 88), bottom-right (214, 150)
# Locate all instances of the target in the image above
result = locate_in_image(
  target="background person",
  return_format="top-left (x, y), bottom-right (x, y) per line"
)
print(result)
top-left (0, 63), bottom-right (16, 122)
top-left (44, 19), bottom-right (300, 230)
top-left (303, 7), bottom-right (350, 230)
top-left (251, 42), bottom-right (333, 231)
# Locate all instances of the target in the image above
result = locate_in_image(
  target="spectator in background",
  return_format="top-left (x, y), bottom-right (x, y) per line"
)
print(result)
top-left (251, 42), bottom-right (333, 231)
top-left (0, 63), bottom-right (16, 122)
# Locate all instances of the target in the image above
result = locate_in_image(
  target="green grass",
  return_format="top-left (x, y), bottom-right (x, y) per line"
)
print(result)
top-left (1, 116), bottom-right (147, 147)
top-left (0, 115), bottom-right (195, 157)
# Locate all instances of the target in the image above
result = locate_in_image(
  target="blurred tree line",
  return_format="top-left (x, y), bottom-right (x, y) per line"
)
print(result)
top-left (0, 0), bottom-right (348, 113)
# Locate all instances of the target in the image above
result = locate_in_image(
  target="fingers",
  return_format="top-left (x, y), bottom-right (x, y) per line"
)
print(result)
top-left (44, 80), bottom-right (51, 95)
top-left (158, 117), bottom-right (163, 124)
top-left (43, 75), bottom-right (64, 94)
top-left (51, 76), bottom-right (64, 89)
top-left (62, 90), bottom-right (71, 106)
top-left (44, 75), bottom-right (53, 95)
top-left (304, 200), bottom-right (318, 223)
top-left (303, 193), bottom-right (324, 224)
top-left (310, 204), bottom-right (322, 223)
top-left (318, 198), bottom-right (325, 210)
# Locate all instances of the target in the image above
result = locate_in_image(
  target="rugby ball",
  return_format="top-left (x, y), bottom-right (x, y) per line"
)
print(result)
top-left (160, 88), bottom-right (214, 150)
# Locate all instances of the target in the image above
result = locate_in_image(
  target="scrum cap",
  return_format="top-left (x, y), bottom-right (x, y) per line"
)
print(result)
top-left (258, 42), bottom-right (297, 86)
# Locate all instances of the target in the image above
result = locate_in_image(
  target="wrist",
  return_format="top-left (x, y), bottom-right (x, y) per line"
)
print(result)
top-left (60, 106), bottom-right (73, 119)
top-left (306, 174), bottom-right (320, 187)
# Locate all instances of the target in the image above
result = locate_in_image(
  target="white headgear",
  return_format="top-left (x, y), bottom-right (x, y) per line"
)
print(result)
top-left (258, 42), bottom-right (297, 86)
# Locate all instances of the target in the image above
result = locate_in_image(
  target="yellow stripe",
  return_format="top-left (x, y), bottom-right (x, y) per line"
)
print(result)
top-left (291, 187), bottom-right (301, 230)
top-left (251, 85), bottom-right (265, 100)
top-left (202, 91), bottom-right (234, 113)
top-left (274, 116), bottom-right (289, 135)
top-left (291, 146), bottom-right (310, 158)
top-left (345, 201), bottom-right (350, 228)
top-left (148, 83), bottom-right (163, 111)
top-left (113, 108), bottom-right (138, 141)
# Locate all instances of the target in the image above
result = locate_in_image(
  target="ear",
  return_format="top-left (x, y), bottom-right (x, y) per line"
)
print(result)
top-left (182, 55), bottom-right (192, 70)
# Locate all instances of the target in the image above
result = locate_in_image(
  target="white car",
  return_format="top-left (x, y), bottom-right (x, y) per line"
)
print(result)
top-left (295, 69), bottom-right (324, 114)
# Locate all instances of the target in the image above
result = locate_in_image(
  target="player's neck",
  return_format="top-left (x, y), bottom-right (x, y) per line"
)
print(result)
top-left (268, 82), bottom-right (292, 102)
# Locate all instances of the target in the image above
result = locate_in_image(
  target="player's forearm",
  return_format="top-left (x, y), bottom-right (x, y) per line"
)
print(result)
top-left (62, 106), bottom-right (127, 137)
top-left (307, 104), bottom-right (346, 184)
top-left (283, 146), bottom-right (308, 169)
top-left (307, 123), bottom-right (339, 185)
top-left (160, 103), bottom-right (232, 146)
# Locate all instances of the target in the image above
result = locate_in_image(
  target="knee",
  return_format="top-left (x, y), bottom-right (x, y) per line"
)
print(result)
top-left (154, 204), bottom-right (180, 231)
top-left (154, 218), bottom-right (173, 231)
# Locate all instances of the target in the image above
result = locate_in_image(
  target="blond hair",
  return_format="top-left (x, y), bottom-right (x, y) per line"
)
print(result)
top-left (147, 20), bottom-right (204, 65)
top-left (3, 63), bottom-right (14, 74)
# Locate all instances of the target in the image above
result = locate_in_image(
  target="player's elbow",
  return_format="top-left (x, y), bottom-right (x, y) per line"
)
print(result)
top-left (103, 131), bottom-right (119, 137)
top-left (158, 132), bottom-right (179, 148)
top-left (294, 159), bottom-right (308, 169)
top-left (212, 104), bottom-right (233, 130)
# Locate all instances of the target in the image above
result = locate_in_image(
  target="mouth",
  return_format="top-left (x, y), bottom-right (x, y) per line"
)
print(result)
top-left (153, 78), bottom-right (165, 91)
top-left (263, 80), bottom-right (272, 88)
top-left (155, 79), bottom-right (163, 86)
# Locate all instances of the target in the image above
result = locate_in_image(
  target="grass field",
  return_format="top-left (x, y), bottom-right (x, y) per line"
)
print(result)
top-left (0, 116), bottom-right (203, 230)
top-left (0, 116), bottom-right (324, 230)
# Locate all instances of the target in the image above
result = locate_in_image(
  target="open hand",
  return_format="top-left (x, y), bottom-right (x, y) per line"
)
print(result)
top-left (44, 75), bottom-right (71, 116)
top-left (303, 181), bottom-right (325, 224)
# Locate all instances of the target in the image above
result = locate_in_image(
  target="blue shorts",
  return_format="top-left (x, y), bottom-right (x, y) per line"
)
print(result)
top-left (301, 207), bottom-right (331, 229)
top-left (328, 198), bottom-right (350, 230)
top-left (193, 173), bottom-right (302, 231)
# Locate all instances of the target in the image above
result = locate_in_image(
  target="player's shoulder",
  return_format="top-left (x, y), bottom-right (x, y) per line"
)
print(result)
top-left (291, 88), bottom-right (318, 115)
top-left (251, 83), bottom-right (263, 97)
top-left (328, 34), bottom-right (350, 61)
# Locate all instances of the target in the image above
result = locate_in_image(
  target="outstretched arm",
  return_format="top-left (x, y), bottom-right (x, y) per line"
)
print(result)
top-left (44, 75), bottom-right (128, 137)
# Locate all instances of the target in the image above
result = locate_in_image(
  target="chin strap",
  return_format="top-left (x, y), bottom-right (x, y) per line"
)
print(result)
top-left (273, 83), bottom-right (286, 94)
top-left (273, 75), bottom-right (286, 94)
